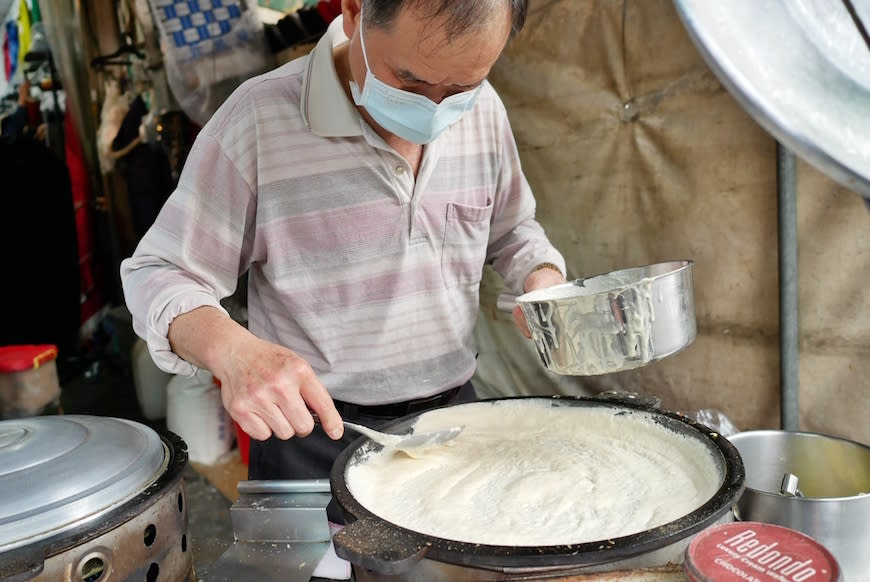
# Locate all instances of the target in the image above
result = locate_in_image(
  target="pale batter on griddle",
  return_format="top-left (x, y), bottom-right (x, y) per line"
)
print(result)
top-left (346, 400), bottom-right (720, 546)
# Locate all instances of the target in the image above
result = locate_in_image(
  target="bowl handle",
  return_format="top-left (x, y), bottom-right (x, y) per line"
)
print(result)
top-left (496, 293), bottom-right (518, 313)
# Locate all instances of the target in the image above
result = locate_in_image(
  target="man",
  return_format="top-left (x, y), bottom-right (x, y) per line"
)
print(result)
top-left (121, 0), bottom-right (566, 483)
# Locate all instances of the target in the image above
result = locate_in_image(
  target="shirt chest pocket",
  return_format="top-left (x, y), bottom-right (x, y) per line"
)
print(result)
top-left (441, 200), bottom-right (493, 288)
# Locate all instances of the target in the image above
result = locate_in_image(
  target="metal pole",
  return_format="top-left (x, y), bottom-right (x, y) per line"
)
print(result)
top-left (777, 143), bottom-right (800, 431)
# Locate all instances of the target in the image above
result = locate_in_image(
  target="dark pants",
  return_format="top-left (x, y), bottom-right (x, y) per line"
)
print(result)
top-left (248, 381), bottom-right (477, 520)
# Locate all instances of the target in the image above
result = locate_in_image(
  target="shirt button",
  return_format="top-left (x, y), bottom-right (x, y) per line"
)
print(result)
top-left (395, 165), bottom-right (405, 175)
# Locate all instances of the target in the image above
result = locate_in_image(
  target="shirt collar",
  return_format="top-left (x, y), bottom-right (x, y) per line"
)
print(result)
top-left (301, 15), bottom-right (363, 138)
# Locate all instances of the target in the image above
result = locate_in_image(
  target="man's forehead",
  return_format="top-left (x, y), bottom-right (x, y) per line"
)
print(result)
top-left (380, 0), bottom-right (511, 46)
top-left (379, 5), bottom-right (509, 60)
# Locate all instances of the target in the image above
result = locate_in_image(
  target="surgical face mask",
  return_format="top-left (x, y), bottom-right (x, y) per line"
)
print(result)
top-left (348, 8), bottom-right (482, 144)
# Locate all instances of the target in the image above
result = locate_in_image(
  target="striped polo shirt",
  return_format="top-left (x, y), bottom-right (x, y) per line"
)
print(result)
top-left (121, 17), bottom-right (565, 404)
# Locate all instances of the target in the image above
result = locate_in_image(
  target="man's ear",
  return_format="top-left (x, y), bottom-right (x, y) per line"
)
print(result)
top-left (341, 0), bottom-right (362, 40)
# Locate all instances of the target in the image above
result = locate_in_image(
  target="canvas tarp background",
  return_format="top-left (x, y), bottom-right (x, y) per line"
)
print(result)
top-left (473, 0), bottom-right (869, 446)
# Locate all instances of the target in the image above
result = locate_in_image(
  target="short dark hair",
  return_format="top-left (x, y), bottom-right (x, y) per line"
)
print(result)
top-left (363, 0), bottom-right (529, 41)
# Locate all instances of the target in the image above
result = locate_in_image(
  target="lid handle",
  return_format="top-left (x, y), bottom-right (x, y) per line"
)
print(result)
top-left (333, 517), bottom-right (429, 575)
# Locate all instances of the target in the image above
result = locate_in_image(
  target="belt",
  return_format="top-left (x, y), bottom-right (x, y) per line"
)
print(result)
top-left (334, 386), bottom-right (462, 420)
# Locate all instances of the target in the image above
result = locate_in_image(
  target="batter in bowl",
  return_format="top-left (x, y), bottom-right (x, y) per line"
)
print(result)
top-left (345, 400), bottom-right (721, 546)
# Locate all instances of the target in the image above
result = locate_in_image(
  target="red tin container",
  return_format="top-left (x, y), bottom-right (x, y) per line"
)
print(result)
top-left (685, 521), bottom-right (840, 582)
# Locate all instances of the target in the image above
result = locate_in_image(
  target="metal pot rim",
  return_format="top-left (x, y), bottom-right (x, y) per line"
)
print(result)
top-left (331, 395), bottom-right (745, 569)
top-left (728, 429), bottom-right (870, 502)
top-left (516, 260), bottom-right (694, 304)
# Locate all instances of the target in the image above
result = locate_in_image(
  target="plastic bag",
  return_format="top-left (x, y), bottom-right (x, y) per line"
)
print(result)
top-left (692, 408), bottom-right (740, 436)
top-left (96, 80), bottom-right (130, 173)
top-left (597, 391), bottom-right (740, 436)
top-left (146, 0), bottom-right (274, 125)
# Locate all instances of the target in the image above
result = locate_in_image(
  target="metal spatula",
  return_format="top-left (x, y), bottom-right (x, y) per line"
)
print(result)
top-left (341, 421), bottom-right (464, 452)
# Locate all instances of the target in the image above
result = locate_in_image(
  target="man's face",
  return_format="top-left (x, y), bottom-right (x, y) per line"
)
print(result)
top-left (344, 2), bottom-right (512, 105)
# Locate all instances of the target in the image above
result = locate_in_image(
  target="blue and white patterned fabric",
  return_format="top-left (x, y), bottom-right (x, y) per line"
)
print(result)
top-left (150, 0), bottom-right (253, 61)
top-left (146, 0), bottom-right (271, 124)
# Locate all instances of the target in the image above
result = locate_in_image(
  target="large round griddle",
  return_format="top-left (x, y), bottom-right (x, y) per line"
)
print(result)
top-left (330, 396), bottom-right (745, 575)
top-left (674, 0), bottom-right (870, 199)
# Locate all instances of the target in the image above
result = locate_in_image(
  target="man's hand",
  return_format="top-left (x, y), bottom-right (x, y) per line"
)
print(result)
top-left (215, 336), bottom-right (344, 442)
top-left (512, 265), bottom-right (567, 339)
top-left (168, 306), bottom-right (345, 442)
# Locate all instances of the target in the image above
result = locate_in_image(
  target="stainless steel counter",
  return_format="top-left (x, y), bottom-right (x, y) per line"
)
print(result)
top-left (193, 479), bottom-right (690, 582)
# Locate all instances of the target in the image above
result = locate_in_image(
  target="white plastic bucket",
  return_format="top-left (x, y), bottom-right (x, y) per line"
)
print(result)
top-left (132, 339), bottom-right (171, 420)
top-left (166, 369), bottom-right (234, 464)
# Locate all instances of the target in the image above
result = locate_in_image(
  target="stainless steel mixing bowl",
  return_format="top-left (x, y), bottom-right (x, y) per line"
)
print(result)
top-left (500, 260), bottom-right (696, 376)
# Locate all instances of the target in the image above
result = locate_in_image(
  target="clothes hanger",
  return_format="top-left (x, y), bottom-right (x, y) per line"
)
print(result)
top-left (90, 34), bottom-right (146, 69)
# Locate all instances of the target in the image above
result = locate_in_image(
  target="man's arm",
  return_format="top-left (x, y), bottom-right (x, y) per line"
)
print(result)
top-left (121, 122), bottom-right (344, 441)
top-left (168, 306), bottom-right (344, 441)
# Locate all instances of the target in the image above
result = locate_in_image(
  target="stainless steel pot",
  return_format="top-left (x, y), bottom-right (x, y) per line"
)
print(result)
top-left (499, 261), bottom-right (696, 375)
top-left (330, 396), bottom-right (744, 580)
top-left (728, 430), bottom-right (870, 581)
top-left (0, 415), bottom-right (194, 582)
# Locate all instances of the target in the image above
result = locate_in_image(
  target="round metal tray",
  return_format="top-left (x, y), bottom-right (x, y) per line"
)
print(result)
top-left (674, 0), bottom-right (870, 199)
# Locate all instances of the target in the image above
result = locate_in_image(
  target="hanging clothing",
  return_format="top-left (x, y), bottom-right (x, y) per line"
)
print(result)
top-left (65, 109), bottom-right (106, 322)
top-left (0, 134), bottom-right (81, 357)
top-left (30, 0), bottom-right (41, 24)
top-left (265, 0), bottom-right (340, 53)
top-left (111, 94), bottom-right (174, 239)
top-left (17, 0), bottom-right (31, 71)
top-left (0, 104), bottom-right (28, 137)
top-left (4, 20), bottom-right (18, 81)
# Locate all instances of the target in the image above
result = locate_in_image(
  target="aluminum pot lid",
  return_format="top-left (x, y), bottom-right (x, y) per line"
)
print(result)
top-left (673, 0), bottom-right (870, 200)
top-left (0, 415), bottom-right (168, 551)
